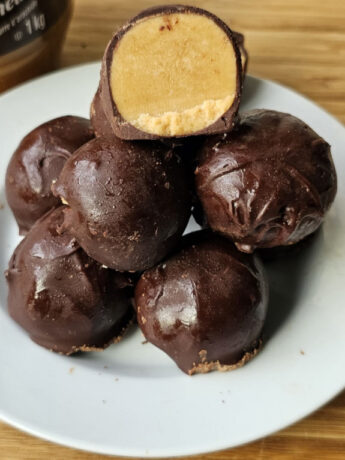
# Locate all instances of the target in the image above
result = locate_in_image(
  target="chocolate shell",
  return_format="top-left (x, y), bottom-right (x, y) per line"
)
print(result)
top-left (233, 31), bottom-right (248, 77)
top-left (53, 136), bottom-right (192, 272)
top-left (195, 109), bottom-right (337, 252)
top-left (98, 4), bottom-right (242, 140)
top-left (6, 207), bottom-right (133, 355)
top-left (5, 116), bottom-right (94, 235)
top-left (135, 231), bottom-right (268, 375)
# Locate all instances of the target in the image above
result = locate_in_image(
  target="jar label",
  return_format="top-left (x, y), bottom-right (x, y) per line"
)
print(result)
top-left (0, 0), bottom-right (69, 56)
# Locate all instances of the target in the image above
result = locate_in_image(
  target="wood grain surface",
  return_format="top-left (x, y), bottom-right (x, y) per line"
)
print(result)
top-left (1, 0), bottom-right (344, 459)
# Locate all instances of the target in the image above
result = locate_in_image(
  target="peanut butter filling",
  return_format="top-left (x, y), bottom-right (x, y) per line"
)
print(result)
top-left (110, 13), bottom-right (238, 136)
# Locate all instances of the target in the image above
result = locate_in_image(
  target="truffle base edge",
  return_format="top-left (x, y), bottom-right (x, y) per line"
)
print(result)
top-left (187, 339), bottom-right (263, 376)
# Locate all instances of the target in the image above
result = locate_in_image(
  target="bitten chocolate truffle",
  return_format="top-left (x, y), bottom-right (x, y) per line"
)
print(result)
top-left (5, 116), bottom-right (94, 235)
top-left (135, 231), bottom-right (268, 375)
top-left (6, 207), bottom-right (133, 355)
top-left (195, 110), bottom-right (337, 252)
top-left (98, 5), bottom-right (242, 139)
top-left (53, 136), bottom-right (192, 272)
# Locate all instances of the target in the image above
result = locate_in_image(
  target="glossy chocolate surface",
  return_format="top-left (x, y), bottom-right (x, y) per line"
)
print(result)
top-left (53, 136), bottom-right (192, 272)
top-left (5, 116), bottom-right (94, 234)
top-left (135, 231), bottom-right (268, 375)
top-left (6, 207), bottom-right (133, 354)
top-left (195, 109), bottom-right (337, 252)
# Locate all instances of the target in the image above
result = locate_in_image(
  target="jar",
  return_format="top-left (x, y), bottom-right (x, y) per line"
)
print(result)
top-left (0, 0), bottom-right (73, 93)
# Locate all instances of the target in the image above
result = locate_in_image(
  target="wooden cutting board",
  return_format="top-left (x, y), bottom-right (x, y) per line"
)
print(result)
top-left (1, 0), bottom-right (344, 459)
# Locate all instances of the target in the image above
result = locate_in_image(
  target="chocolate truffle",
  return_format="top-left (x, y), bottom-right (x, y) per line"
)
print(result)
top-left (90, 87), bottom-right (114, 138)
top-left (135, 231), bottom-right (268, 375)
top-left (195, 109), bottom-right (337, 252)
top-left (6, 207), bottom-right (133, 355)
top-left (98, 5), bottom-right (242, 140)
top-left (53, 136), bottom-right (192, 272)
top-left (5, 116), bottom-right (94, 235)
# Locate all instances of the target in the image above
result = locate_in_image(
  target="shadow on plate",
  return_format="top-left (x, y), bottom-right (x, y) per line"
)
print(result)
top-left (0, 187), bottom-right (19, 311)
top-left (67, 323), bottom-right (181, 379)
top-left (262, 229), bottom-right (323, 342)
top-left (240, 75), bottom-right (264, 110)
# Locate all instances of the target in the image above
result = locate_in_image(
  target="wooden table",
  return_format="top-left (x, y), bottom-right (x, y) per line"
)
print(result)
top-left (1, 1), bottom-right (344, 459)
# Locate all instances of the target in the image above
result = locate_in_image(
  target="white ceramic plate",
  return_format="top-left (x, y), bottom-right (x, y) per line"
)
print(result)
top-left (0, 63), bottom-right (344, 457)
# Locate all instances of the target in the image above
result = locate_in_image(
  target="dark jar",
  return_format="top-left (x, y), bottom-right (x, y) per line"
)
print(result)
top-left (0, 0), bottom-right (73, 92)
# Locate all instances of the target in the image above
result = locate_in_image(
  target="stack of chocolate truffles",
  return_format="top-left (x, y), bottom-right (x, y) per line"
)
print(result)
top-left (5, 5), bottom-right (337, 375)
